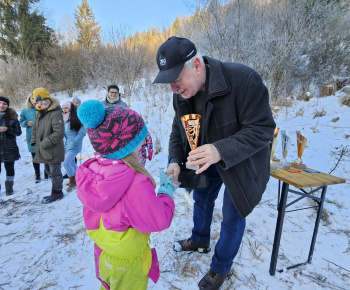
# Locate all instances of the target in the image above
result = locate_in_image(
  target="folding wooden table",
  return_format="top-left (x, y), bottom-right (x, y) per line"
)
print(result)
top-left (269, 167), bottom-right (346, 275)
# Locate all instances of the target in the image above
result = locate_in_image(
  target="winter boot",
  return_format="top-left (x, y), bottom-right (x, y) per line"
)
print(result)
top-left (35, 169), bottom-right (41, 183)
top-left (67, 176), bottom-right (76, 192)
top-left (42, 193), bottom-right (64, 204)
top-left (62, 173), bottom-right (69, 179)
top-left (173, 238), bottom-right (211, 253)
top-left (5, 181), bottom-right (14, 196)
top-left (198, 268), bottom-right (232, 290)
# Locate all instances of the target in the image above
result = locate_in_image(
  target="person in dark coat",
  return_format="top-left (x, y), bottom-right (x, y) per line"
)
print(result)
top-left (31, 88), bottom-right (65, 204)
top-left (0, 96), bottom-right (22, 195)
top-left (153, 37), bottom-right (276, 289)
top-left (19, 93), bottom-right (49, 183)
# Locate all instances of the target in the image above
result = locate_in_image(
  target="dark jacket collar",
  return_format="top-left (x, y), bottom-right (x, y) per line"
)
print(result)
top-left (204, 56), bottom-right (231, 99)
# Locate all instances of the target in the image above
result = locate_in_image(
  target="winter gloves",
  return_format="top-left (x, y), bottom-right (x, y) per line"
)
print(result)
top-left (157, 170), bottom-right (179, 199)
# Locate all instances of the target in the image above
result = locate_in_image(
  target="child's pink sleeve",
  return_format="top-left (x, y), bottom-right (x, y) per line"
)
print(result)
top-left (123, 175), bottom-right (175, 233)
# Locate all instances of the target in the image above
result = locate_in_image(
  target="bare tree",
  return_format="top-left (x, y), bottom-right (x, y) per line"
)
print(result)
top-left (0, 57), bottom-right (45, 107)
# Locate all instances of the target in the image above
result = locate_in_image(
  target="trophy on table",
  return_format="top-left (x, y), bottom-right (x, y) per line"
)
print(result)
top-left (277, 130), bottom-right (291, 169)
top-left (181, 114), bottom-right (201, 170)
top-left (292, 131), bottom-right (307, 169)
top-left (270, 128), bottom-right (280, 170)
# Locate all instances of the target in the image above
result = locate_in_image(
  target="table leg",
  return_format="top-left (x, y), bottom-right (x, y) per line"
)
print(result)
top-left (307, 186), bottom-right (327, 264)
top-left (270, 182), bottom-right (289, 275)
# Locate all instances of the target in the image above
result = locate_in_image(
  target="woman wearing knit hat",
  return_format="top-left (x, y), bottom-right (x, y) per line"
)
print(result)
top-left (31, 88), bottom-right (65, 204)
top-left (0, 96), bottom-right (22, 195)
top-left (76, 100), bottom-right (178, 290)
top-left (62, 101), bottom-right (86, 192)
top-left (71, 96), bottom-right (81, 108)
top-left (19, 93), bottom-right (49, 183)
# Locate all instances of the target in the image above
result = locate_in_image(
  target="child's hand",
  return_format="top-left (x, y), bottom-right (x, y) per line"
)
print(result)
top-left (157, 170), bottom-right (179, 198)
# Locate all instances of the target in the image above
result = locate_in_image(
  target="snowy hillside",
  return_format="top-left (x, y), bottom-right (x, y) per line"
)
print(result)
top-left (0, 88), bottom-right (349, 289)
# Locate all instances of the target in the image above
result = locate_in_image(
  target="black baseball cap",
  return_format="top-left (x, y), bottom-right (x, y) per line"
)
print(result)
top-left (153, 37), bottom-right (197, 84)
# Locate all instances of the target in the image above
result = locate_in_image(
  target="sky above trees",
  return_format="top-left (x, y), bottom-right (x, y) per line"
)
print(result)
top-left (41, 0), bottom-right (194, 34)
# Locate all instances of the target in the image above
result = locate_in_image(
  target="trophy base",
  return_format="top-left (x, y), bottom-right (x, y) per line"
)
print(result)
top-left (186, 161), bottom-right (199, 171)
top-left (270, 165), bottom-right (278, 170)
top-left (291, 163), bottom-right (306, 169)
top-left (279, 165), bottom-right (291, 170)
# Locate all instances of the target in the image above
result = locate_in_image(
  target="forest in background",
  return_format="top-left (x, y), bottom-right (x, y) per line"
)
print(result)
top-left (0, 0), bottom-right (350, 109)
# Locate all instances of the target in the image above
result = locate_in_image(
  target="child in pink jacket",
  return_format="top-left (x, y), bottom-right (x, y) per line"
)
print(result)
top-left (76, 101), bottom-right (177, 290)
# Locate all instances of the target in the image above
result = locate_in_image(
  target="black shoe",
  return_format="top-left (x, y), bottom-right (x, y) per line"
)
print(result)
top-left (62, 173), bottom-right (69, 179)
top-left (173, 238), bottom-right (211, 253)
top-left (41, 193), bottom-right (63, 204)
top-left (198, 268), bottom-right (232, 290)
top-left (35, 178), bottom-right (41, 184)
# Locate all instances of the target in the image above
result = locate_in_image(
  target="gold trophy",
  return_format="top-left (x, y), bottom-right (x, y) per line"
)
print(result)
top-left (277, 130), bottom-right (291, 170)
top-left (181, 114), bottom-right (201, 170)
top-left (270, 128), bottom-right (280, 170)
top-left (292, 131), bottom-right (307, 169)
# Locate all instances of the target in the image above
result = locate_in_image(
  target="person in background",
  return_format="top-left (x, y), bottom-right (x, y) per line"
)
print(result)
top-left (102, 84), bottom-right (154, 166)
top-left (0, 96), bottom-right (22, 195)
top-left (101, 84), bottom-right (128, 109)
top-left (62, 101), bottom-right (86, 192)
top-left (62, 96), bottom-right (81, 180)
top-left (72, 96), bottom-right (81, 109)
top-left (76, 100), bottom-right (177, 290)
top-left (20, 93), bottom-right (49, 183)
top-left (31, 88), bottom-right (65, 204)
top-left (153, 37), bottom-right (275, 289)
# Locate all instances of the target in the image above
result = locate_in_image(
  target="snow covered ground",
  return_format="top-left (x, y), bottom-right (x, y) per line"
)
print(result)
top-left (0, 88), bottom-right (349, 289)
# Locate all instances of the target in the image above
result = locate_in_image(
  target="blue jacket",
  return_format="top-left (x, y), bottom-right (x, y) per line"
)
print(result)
top-left (19, 103), bottom-right (36, 153)
top-left (64, 121), bottom-right (86, 153)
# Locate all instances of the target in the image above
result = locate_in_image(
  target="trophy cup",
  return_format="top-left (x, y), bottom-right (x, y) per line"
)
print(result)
top-left (277, 130), bottom-right (291, 169)
top-left (292, 131), bottom-right (307, 169)
top-left (270, 128), bottom-right (280, 170)
top-left (181, 114), bottom-right (201, 170)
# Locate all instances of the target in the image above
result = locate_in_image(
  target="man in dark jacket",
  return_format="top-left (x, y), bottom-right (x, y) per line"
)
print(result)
top-left (31, 88), bottom-right (65, 204)
top-left (154, 37), bottom-right (276, 290)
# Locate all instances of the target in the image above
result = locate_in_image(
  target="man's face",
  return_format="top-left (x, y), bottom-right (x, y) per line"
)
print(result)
top-left (169, 58), bottom-right (204, 99)
top-left (108, 89), bottom-right (119, 100)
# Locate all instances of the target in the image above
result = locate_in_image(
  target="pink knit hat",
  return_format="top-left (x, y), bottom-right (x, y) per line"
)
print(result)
top-left (77, 100), bottom-right (148, 159)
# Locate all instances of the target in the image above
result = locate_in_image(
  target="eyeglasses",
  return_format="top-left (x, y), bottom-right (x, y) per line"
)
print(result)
top-left (109, 91), bottom-right (119, 95)
top-left (37, 98), bottom-right (51, 103)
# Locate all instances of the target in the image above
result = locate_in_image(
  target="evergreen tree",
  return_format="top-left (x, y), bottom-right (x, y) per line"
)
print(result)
top-left (0, 0), bottom-right (53, 61)
top-left (74, 0), bottom-right (101, 50)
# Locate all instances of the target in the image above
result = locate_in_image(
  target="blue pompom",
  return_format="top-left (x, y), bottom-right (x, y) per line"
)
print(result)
top-left (77, 100), bottom-right (105, 128)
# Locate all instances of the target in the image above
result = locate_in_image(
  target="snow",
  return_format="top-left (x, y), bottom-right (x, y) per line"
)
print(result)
top-left (0, 89), bottom-right (349, 289)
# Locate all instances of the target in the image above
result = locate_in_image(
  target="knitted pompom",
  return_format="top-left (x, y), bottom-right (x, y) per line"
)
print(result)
top-left (77, 100), bottom-right (105, 129)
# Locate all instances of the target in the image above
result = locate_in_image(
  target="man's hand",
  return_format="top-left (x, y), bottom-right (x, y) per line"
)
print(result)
top-left (165, 162), bottom-right (181, 184)
top-left (27, 121), bottom-right (34, 126)
top-left (188, 144), bottom-right (221, 174)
